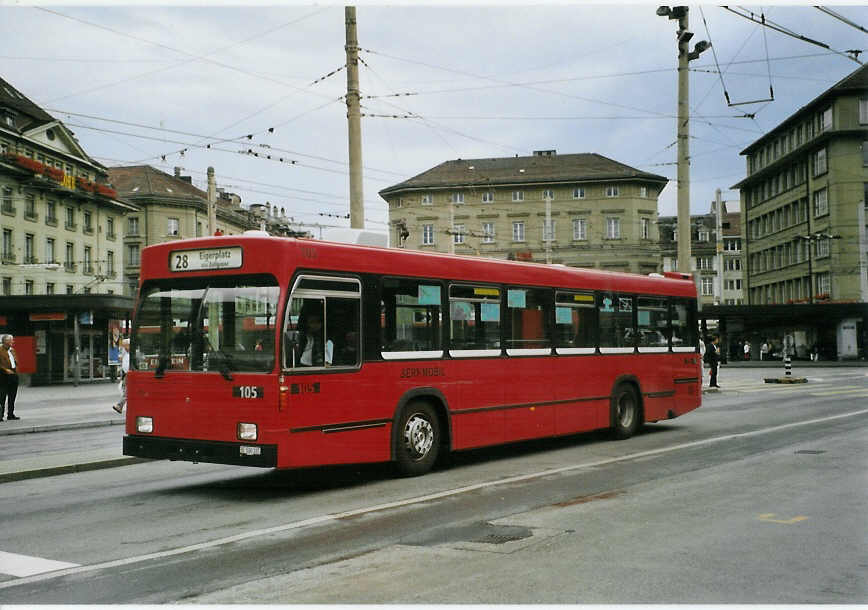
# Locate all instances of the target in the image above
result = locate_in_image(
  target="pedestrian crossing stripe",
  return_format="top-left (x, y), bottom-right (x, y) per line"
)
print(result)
top-left (0, 550), bottom-right (79, 577)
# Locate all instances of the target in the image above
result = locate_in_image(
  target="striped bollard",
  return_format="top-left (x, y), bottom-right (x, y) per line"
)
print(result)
top-left (785, 354), bottom-right (792, 377)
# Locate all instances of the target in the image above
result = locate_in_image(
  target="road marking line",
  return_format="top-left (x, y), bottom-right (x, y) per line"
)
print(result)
top-left (0, 551), bottom-right (79, 577)
top-left (1, 407), bottom-right (866, 590)
top-left (758, 513), bottom-right (809, 525)
top-left (809, 388), bottom-right (868, 395)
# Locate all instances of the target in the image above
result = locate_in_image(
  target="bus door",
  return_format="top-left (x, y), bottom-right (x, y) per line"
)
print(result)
top-left (282, 275), bottom-right (371, 467)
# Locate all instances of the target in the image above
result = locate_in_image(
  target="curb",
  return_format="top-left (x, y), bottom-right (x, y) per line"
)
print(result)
top-left (0, 419), bottom-right (125, 437)
top-left (0, 456), bottom-right (149, 484)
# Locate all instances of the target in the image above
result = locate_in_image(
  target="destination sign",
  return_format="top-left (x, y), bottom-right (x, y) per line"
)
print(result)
top-left (170, 246), bottom-right (242, 272)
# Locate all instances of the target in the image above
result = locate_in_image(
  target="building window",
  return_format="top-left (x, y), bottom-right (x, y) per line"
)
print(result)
top-left (482, 222), bottom-right (494, 243)
top-left (450, 192), bottom-right (464, 205)
top-left (818, 107), bottom-right (832, 133)
top-left (698, 230), bottom-right (709, 242)
top-left (605, 185), bottom-right (619, 198)
top-left (2, 229), bottom-right (12, 261)
top-left (46, 200), bottom-right (57, 223)
top-left (542, 189), bottom-right (554, 200)
top-left (106, 217), bottom-right (115, 239)
top-left (512, 191), bottom-right (524, 202)
top-left (697, 256), bottom-right (713, 270)
top-left (1, 187), bottom-right (12, 213)
top-left (541, 220), bottom-right (556, 242)
top-left (572, 218), bottom-right (587, 241)
top-left (605, 217), bottom-right (620, 239)
top-left (66, 284), bottom-right (74, 294)
top-left (453, 224), bottom-right (465, 244)
top-left (128, 217), bottom-right (140, 236)
top-left (572, 187), bottom-right (585, 199)
top-left (24, 194), bottom-right (36, 219)
top-left (107, 251), bottom-right (114, 274)
top-left (197, 221), bottom-right (203, 237)
top-left (512, 221), bottom-right (525, 242)
top-left (482, 191), bottom-right (493, 203)
top-left (1, 277), bottom-right (10, 295)
top-left (65, 206), bottom-right (75, 230)
top-left (127, 244), bottom-right (140, 266)
top-left (641, 217), bottom-right (650, 239)
top-left (813, 147), bottom-right (827, 176)
top-left (84, 246), bottom-right (92, 274)
top-left (816, 237), bottom-right (830, 258)
top-left (24, 233), bottom-right (34, 263)
top-left (421, 194), bottom-right (432, 206)
top-left (701, 277), bottom-right (713, 296)
top-left (46, 282), bottom-right (55, 295)
top-left (65, 242), bottom-right (74, 270)
top-left (860, 98), bottom-right (868, 124)
top-left (814, 188), bottom-right (828, 217)
top-left (24, 280), bottom-right (33, 296)
top-left (168, 217), bottom-right (180, 236)
top-left (863, 140), bottom-right (868, 166)
top-left (45, 238), bottom-right (55, 264)
top-left (422, 224), bottom-right (434, 245)
top-left (817, 272), bottom-right (831, 296)
top-left (640, 186), bottom-right (648, 198)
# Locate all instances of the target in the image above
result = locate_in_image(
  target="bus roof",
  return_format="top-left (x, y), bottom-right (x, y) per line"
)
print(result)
top-left (141, 235), bottom-right (696, 298)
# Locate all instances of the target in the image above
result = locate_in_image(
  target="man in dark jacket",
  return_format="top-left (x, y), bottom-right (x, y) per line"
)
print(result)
top-left (707, 335), bottom-right (721, 389)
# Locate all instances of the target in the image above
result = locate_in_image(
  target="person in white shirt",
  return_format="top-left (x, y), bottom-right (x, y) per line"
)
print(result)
top-left (0, 334), bottom-right (20, 421)
top-left (113, 339), bottom-right (130, 414)
top-left (298, 312), bottom-right (333, 367)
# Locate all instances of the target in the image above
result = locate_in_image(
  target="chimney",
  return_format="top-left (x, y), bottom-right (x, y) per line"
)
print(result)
top-left (207, 167), bottom-right (217, 235)
top-left (266, 202), bottom-right (272, 218)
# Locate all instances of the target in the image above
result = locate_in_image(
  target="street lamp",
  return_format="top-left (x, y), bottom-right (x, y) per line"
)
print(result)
top-left (657, 5), bottom-right (711, 275)
top-left (799, 232), bottom-right (841, 303)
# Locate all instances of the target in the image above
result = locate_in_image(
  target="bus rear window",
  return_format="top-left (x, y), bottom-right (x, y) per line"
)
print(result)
top-left (133, 275), bottom-right (279, 373)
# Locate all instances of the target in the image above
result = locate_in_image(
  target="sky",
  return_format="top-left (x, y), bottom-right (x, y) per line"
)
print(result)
top-left (1, 2), bottom-right (866, 237)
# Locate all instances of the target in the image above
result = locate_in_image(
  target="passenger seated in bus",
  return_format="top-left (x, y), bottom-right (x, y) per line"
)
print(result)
top-left (297, 312), bottom-right (333, 366)
top-left (335, 331), bottom-right (359, 365)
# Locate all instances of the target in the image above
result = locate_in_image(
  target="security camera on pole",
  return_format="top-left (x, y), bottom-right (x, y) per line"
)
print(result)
top-left (656, 6), bottom-right (710, 275)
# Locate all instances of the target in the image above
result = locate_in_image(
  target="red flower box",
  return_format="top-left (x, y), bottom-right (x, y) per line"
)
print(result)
top-left (44, 166), bottom-right (64, 182)
top-left (6, 154), bottom-right (46, 174)
top-left (76, 177), bottom-right (95, 192)
top-left (95, 184), bottom-right (118, 198)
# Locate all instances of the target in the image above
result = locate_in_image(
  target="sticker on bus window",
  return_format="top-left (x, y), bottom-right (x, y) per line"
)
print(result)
top-left (600, 297), bottom-right (614, 313)
top-left (556, 307), bottom-right (573, 324)
top-left (507, 289), bottom-right (526, 308)
top-left (418, 285), bottom-right (441, 305)
top-left (481, 302), bottom-right (500, 322)
top-left (619, 297), bottom-right (633, 312)
top-left (450, 301), bottom-right (473, 321)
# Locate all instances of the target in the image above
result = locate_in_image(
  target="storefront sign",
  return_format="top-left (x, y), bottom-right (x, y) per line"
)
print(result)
top-left (29, 312), bottom-right (67, 321)
top-left (170, 246), bottom-right (242, 272)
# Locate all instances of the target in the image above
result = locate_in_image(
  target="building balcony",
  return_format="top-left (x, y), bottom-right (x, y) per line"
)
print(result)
top-left (2, 205), bottom-right (16, 216)
top-left (45, 216), bottom-right (58, 227)
top-left (24, 211), bottom-right (38, 222)
top-left (2, 253), bottom-right (17, 264)
top-left (64, 262), bottom-right (77, 273)
top-left (65, 223), bottom-right (77, 231)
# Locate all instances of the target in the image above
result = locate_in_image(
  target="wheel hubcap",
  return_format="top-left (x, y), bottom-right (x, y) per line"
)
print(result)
top-left (404, 414), bottom-right (434, 460)
top-left (618, 394), bottom-right (634, 428)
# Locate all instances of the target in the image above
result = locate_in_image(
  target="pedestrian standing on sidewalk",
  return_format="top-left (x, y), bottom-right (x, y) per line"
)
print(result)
top-left (743, 340), bottom-right (750, 361)
top-left (707, 335), bottom-right (721, 388)
top-left (0, 334), bottom-right (20, 421)
top-left (760, 340), bottom-right (769, 361)
top-left (112, 338), bottom-right (130, 414)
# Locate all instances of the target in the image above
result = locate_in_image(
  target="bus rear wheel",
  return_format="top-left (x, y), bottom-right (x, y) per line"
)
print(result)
top-left (395, 401), bottom-right (440, 476)
top-left (611, 383), bottom-right (640, 439)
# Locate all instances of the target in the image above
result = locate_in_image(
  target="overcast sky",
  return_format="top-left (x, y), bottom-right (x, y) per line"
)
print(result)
top-left (2, 2), bottom-right (866, 236)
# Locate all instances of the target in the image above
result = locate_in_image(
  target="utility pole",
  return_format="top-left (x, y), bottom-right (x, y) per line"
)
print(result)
top-left (715, 188), bottom-right (724, 304)
top-left (657, 6), bottom-right (711, 274)
top-left (345, 6), bottom-right (364, 229)
top-left (545, 193), bottom-right (552, 264)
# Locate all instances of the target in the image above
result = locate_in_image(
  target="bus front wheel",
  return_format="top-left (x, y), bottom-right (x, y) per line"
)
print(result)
top-left (611, 383), bottom-right (640, 440)
top-left (395, 401), bottom-right (440, 476)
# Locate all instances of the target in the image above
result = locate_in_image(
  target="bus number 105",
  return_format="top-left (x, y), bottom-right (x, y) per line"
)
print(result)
top-left (233, 386), bottom-right (264, 399)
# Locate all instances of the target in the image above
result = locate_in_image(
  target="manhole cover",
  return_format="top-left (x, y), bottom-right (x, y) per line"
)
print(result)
top-left (470, 532), bottom-right (530, 545)
top-left (794, 450), bottom-right (826, 455)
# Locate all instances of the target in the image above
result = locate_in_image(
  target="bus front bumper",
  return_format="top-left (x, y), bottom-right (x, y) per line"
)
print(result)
top-left (123, 435), bottom-right (277, 468)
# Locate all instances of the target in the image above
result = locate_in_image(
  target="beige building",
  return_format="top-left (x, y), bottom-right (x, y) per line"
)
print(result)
top-left (659, 199), bottom-right (744, 306)
top-left (108, 165), bottom-right (274, 296)
top-left (733, 63), bottom-right (868, 306)
top-left (380, 150), bottom-right (668, 274)
top-left (1, 75), bottom-right (139, 383)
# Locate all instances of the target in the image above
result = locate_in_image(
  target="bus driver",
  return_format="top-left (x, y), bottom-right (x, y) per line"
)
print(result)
top-left (297, 311), bottom-right (333, 366)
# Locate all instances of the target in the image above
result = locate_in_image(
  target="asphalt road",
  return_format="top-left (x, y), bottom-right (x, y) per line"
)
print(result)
top-left (1, 368), bottom-right (866, 603)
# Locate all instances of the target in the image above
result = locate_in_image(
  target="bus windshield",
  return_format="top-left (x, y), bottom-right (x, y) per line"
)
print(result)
top-left (132, 274), bottom-right (280, 374)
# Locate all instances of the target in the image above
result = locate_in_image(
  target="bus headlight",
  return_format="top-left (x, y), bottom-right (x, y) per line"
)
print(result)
top-left (136, 416), bottom-right (154, 433)
top-left (237, 422), bottom-right (258, 441)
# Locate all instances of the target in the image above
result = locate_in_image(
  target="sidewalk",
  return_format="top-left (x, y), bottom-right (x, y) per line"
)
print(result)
top-left (0, 381), bottom-right (145, 483)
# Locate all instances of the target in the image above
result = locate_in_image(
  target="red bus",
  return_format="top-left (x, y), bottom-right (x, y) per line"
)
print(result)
top-left (123, 235), bottom-right (701, 476)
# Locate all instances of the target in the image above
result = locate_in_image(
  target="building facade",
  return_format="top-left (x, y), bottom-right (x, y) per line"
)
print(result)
top-left (1, 76), bottom-right (139, 384)
top-left (107, 165), bottom-right (266, 296)
top-left (659, 199), bottom-right (744, 306)
top-left (380, 150), bottom-right (668, 275)
top-left (731, 63), bottom-right (868, 359)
